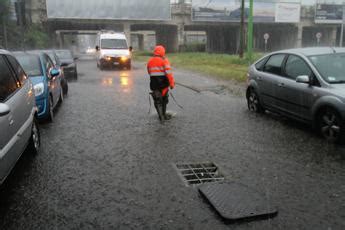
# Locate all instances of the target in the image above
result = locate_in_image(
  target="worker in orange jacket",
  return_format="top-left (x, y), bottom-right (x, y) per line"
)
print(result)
top-left (147, 45), bottom-right (175, 121)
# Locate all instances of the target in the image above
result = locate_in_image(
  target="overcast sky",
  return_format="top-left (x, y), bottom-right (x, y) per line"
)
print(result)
top-left (171, 0), bottom-right (341, 6)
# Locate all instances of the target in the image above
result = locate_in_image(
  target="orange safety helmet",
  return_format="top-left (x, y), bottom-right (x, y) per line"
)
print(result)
top-left (153, 45), bottom-right (166, 57)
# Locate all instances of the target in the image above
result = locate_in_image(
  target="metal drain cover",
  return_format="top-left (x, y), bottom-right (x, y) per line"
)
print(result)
top-left (175, 162), bottom-right (224, 186)
top-left (199, 182), bottom-right (278, 221)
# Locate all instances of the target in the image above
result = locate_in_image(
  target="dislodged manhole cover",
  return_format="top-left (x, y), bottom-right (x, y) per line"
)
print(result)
top-left (199, 182), bottom-right (278, 221)
top-left (175, 162), bottom-right (224, 186)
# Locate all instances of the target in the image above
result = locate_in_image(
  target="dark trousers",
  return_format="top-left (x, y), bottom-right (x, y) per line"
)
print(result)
top-left (151, 90), bottom-right (169, 117)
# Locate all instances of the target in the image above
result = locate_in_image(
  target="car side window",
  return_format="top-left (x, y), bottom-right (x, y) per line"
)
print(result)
top-left (6, 55), bottom-right (27, 85)
top-left (43, 55), bottom-right (53, 76)
top-left (285, 55), bottom-right (312, 80)
top-left (0, 55), bottom-right (19, 102)
top-left (263, 54), bottom-right (286, 76)
top-left (255, 57), bottom-right (269, 71)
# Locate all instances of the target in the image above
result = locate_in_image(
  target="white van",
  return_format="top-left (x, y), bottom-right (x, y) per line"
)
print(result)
top-left (95, 31), bottom-right (132, 70)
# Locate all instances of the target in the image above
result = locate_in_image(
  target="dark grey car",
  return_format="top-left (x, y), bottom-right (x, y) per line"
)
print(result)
top-left (246, 47), bottom-right (345, 143)
top-left (55, 50), bottom-right (78, 80)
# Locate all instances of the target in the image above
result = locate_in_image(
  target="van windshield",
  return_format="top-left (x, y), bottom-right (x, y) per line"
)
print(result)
top-left (101, 39), bottom-right (128, 49)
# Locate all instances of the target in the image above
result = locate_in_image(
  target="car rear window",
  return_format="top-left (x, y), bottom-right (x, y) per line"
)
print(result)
top-left (56, 50), bottom-right (73, 59)
top-left (263, 54), bottom-right (286, 76)
top-left (15, 55), bottom-right (43, 77)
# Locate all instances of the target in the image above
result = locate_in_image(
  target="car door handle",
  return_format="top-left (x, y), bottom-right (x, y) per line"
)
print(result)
top-left (257, 76), bottom-right (262, 81)
top-left (278, 83), bottom-right (285, 87)
top-left (9, 116), bottom-right (14, 126)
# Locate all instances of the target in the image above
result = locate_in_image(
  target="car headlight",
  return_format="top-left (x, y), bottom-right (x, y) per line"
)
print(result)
top-left (103, 55), bottom-right (111, 61)
top-left (34, 83), bottom-right (45, 96)
top-left (120, 56), bottom-right (129, 62)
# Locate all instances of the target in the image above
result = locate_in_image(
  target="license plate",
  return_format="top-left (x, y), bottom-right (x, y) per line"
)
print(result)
top-left (114, 62), bottom-right (119, 65)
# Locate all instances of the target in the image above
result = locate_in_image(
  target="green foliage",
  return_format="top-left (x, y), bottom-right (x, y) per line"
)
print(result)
top-left (24, 25), bottom-right (49, 49)
top-left (133, 51), bottom-right (263, 82)
top-left (0, 0), bottom-right (10, 22)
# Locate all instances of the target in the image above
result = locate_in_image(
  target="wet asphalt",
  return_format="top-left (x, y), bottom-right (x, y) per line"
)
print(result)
top-left (1, 57), bottom-right (345, 230)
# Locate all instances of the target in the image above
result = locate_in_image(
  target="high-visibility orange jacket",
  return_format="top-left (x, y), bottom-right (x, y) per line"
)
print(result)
top-left (147, 46), bottom-right (175, 96)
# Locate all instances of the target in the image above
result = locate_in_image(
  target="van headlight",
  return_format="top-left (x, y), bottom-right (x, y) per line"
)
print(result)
top-left (102, 55), bottom-right (112, 61)
top-left (34, 83), bottom-right (44, 96)
top-left (120, 56), bottom-right (129, 62)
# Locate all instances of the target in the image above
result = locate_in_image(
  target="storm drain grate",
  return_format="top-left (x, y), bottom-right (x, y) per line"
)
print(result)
top-left (175, 162), bottom-right (224, 186)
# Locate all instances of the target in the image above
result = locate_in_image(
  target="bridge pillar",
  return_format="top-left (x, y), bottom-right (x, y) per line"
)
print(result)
top-left (156, 25), bottom-right (178, 53)
top-left (123, 23), bottom-right (132, 47)
top-left (206, 26), bottom-right (239, 54)
top-left (177, 23), bottom-right (186, 51)
top-left (137, 34), bottom-right (144, 51)
top-left (296, 24), bottom-right (304, 48)
top-left (56, 31), bottom-right (64, 49)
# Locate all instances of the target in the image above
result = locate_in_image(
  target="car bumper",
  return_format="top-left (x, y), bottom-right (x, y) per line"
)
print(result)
top-left (101, 57), bottom-right (131, 67)
top-left (63, 67), bottom-right (77, 78)
top-left (35, 97), bottom-right (48, 119)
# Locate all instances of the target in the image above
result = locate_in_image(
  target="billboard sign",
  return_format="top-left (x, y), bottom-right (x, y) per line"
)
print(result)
top-left (192, 0), bottom-right (301, 23)
top-left (46, 0), bottom-right (171, 20)
top-left (275, 3), bottom-right (301, 23)
top-left (315, 2), bottom-right (343, 24)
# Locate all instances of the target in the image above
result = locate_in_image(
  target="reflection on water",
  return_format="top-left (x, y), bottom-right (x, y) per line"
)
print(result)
top-left (101, 72), bottom-right (133, 93)
top-left (102, 78), bottom-right (113, 86)
top-left (119, 72), bottom-right (132, 93)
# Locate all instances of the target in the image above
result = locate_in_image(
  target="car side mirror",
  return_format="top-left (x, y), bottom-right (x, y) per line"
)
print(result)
top-left (95, 46), bottom-right (100, 51)
top-left (74, 57), bottom-right (78, 61)
top-left (296, 75), bottom-right (310, 84)
top-left (50, 68), bottom-right (60, 78)
top-left (0, 103), bottom-right (10, 117)
top-left (129, 46), bottom-right (133, 52)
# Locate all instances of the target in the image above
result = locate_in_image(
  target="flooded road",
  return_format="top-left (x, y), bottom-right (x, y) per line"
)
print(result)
top-left (1, 58), bottom-right (345, 230)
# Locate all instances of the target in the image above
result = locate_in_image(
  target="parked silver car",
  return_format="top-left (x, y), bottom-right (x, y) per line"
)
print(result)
top-left (0, 50), bottom-right (40, 184)
top-left (246, 47), bottom-right (345, 143)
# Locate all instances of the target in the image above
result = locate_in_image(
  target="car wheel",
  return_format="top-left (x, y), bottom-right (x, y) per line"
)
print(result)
top-left (46, 96), bottom-right (54, 122)
top-left (63, 80), bottom-right (68, 95)
top-left (318, 108), bottom-right (344, 143)
top-left (27, 118), bottom-right (40, 154)
top-left (59, 89), bottom-right (64, 104)
top-left (247, 89), bottom-right (264, 113)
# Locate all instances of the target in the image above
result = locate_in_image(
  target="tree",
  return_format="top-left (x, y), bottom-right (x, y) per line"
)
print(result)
top-left (0, 0), bottom-right (10, 48)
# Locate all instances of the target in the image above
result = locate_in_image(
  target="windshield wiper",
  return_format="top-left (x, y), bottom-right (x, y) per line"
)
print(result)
top-left (330, 80), bottom-right (345, 84)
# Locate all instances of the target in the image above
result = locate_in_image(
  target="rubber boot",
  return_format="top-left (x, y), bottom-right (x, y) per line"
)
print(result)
top-left (152, 91), bottom-right (164, 123)
top-left (163, 96), bottom-right (172, 120)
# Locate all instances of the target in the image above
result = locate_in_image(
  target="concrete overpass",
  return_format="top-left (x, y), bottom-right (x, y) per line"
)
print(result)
top-left (27, 1), bottom-right (340, 53)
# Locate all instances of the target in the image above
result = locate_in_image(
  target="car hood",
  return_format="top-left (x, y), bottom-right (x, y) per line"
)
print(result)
top-left (29, 75), bottom-right (45, 85)
top-left (330, 84), bottom-right (345, 100)
top-left (100, 49), bottom-right (130, 57)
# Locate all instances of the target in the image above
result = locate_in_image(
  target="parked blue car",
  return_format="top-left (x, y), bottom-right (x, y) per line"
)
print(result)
top-left (13, 51), bottom-right (63, 122)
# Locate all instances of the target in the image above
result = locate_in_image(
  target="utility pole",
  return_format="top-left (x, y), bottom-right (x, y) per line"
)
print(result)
top-left (247, 0), bottom-right (253, 62)
top-left (340, 4), bottom-right (345, 47)
top-left (239, 0), bottom-right (245, 58)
